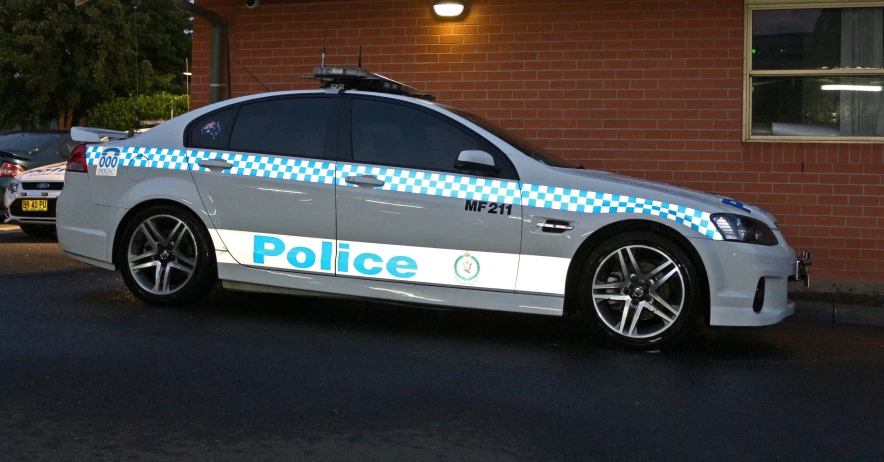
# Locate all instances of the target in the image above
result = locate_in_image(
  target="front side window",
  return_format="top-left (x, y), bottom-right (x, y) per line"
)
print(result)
top-left (747, 2), bottom-right (884, 140)
top-left (448, 107), bottom-right (570, 168)
top-left (350, 98), bottom-right (494, 174)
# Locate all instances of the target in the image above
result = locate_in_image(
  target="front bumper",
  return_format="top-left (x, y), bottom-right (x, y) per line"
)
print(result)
top-left (692, 234), bottom-right (805, 327)
top-left (4, 192), bottom-right (60, 226)
top-left (0, 177), bottom-right (12, 210)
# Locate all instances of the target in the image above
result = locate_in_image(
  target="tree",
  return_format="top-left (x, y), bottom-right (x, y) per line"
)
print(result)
top-left (0, 0), bottom-right (192, 130)
top-left (125, 0), bottom-right (193, 87)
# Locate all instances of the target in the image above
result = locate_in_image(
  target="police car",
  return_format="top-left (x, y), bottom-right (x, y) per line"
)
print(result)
top-left (56, 67), bottom-right (811, 349)
top-left (4, 162), bottom-right (66, 237)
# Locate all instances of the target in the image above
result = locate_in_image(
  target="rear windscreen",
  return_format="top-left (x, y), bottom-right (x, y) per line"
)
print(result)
top-left (0, 133), bottom-right (67, 155)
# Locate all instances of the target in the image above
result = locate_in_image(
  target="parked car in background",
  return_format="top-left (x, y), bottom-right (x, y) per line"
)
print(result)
top-left (3, 162), bottom-right (66, 237)
top-left (3, 128), bottom-right (134, 238)
top-left (0, 132), bottom-right (79, 203)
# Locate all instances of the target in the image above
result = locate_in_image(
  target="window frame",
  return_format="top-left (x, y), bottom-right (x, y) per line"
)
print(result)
top-left (183, 94), bottom-right (340, 160)
top-left (340, 94), bottom-right (520, 181)
top-left (743, 0), bottom-right (884, 143)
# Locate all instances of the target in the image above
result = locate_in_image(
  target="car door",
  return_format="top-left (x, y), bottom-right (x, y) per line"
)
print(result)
top-left (334, 94), bottom-right (523, 291)
top-left (188, 95), bottom-right (340, 274)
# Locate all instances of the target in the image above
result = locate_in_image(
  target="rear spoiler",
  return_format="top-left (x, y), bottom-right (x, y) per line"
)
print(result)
top-left (71, 126), bottom-right (138, 143)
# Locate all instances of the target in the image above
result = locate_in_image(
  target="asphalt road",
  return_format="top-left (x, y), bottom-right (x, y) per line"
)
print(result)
top-left (1, 225), bottom-right (883, 461)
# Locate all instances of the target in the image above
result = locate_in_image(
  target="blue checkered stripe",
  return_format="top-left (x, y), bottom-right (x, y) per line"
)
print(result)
top-left (83, 146), bottom-right (720, 239)
top-left (337, 163), bottom-right (522, 204)
top-left (521, 184), bottom-right (723, 240)
top-left (86, 146), bottom-right (190, 171)
top-left (189, 151), bottom-right (335, 184)
top-left (85, 146), bottom-right (336, 184)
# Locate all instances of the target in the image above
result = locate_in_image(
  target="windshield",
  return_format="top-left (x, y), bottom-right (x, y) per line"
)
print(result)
top-left (448, 108), bottom-right (571, 168)
top-left (0, 133), bottom-right (67, 155)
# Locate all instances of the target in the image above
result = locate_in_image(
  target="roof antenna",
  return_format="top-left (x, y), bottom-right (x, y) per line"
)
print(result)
top-left (237, 59), bottom-right (270, 92)
top-left (357, 45), bottom-right (362, 69)
top-left (321, 28), bottom-right (327, 67)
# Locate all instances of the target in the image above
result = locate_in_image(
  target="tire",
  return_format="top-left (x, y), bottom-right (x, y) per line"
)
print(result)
top-left (577, 231), bottom-right (702, 350)
top-left (19, 224), bottom-right (57, 238)
top-left (117, 204), bottom-right (216, 305)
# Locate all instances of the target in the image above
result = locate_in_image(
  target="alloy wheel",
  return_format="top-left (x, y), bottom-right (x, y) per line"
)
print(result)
top-left (127, 215), bottom-right (198, 295)
top-left (591, 245), bottom-right (685, 339)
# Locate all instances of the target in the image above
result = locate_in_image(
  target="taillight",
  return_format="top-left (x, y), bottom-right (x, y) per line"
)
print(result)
top-left (0, 162), bottom-right (25, 177)
top-left (66, 144), bottom-right (88, 173)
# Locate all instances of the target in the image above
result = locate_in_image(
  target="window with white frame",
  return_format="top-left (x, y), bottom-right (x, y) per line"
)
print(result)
top-left (745, 1), bottom-right (884, 141)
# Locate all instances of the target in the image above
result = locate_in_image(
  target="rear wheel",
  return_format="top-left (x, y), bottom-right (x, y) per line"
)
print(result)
top-left (577, 231), bottom-right (701, 350)
top-left (117, 205), bottom-right (216, 305)
top-left (19, 224), bottom-right (56, 238)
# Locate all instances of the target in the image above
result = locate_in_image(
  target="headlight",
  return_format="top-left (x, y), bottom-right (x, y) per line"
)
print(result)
top-left (711, 214), bottom-right (778, 245)
top-left (6, 178), bottom-right (20, 194)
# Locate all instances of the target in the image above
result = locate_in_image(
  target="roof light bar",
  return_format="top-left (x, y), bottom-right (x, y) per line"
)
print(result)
top-left (310, 66), bottom-right (436, 101)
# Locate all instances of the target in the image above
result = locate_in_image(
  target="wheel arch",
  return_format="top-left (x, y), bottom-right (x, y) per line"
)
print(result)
top-left (563, 219), bottom-right (710, 320)
top-left (111, 198), bottom-right (211, 269)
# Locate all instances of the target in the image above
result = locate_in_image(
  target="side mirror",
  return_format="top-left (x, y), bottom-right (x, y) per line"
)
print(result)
top-left (454, 150), bottom-right (500, 176)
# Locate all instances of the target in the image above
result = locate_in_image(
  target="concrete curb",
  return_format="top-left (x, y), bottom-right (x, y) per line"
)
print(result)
top-left (791, 301), bottom-right (884, 327)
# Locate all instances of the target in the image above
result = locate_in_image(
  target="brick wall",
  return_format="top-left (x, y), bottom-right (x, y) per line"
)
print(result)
top-left (192, 0), bottom-right (884, 290)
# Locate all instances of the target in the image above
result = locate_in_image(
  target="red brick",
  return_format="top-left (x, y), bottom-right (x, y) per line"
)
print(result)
top-left (189, 0), bottom-right (884, 284)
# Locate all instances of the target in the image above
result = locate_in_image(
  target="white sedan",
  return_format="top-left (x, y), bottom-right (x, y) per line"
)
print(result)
top-left (56, 68), bottom-right (811, 349)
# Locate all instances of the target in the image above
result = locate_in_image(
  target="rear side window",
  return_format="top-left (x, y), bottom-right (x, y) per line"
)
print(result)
top-left (189, 107), bottom-right (237, 150)
top-left (229, 98), bottom-right (330, 158)
top-left (351, 98), bottom-right (489, 173)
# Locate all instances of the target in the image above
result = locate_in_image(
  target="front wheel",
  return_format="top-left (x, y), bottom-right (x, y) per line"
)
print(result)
top-left (578, 231), bottom-right (702, 350)
top-left (117, 205), bottom-right (216, 305)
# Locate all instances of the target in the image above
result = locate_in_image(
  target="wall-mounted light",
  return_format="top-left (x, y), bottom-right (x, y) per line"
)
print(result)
top-left (432, 0), bottom-right (470, 21)
top-left (821, 84), bottom-right (882, 92)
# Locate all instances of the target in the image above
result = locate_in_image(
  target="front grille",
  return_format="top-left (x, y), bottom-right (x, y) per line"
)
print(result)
top-left (9, 198), bottom-right (57, 218)
top-left (22, 182), bottom-right (64, 191)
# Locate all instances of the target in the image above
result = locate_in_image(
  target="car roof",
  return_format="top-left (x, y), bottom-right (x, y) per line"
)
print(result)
top-left (190, 90), bottom-right (439, 117)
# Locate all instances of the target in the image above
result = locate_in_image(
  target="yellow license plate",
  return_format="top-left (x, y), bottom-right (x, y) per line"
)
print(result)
top-left (21, 200), bottom-right (48, 212)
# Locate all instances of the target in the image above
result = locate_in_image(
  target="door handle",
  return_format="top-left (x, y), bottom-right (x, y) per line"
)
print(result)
top-left (536, 220), bottom-right (574, 233)
top-left (198, 159), bottom-right (233, 170)
top-left (345, 175), bottom-right (385, 188)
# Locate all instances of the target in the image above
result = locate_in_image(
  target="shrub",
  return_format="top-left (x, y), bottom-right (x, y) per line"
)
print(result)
top-left (87, 93), bottom-right (189, 131)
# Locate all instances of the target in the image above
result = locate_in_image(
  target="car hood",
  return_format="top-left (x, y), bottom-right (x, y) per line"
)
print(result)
top-left (18, 162), bottom-right (67, 182)
top-left (550, 167), bottom-right (778, 227)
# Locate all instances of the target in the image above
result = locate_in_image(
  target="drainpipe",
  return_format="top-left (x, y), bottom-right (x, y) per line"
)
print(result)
top-left (172, 0), bottom-right (226, 104)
